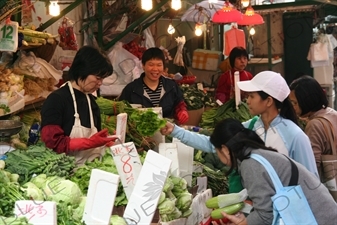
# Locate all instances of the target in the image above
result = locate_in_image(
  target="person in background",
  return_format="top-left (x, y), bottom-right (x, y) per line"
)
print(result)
top-left (215, 47), bottom-right (253, 104)
top-left (289, 75), bottom-right (337, 175)
top-left (118, 47), bottom-right (189, 125)
top-left (160, 71), bottom-right (318, 193)
top-left (209, 118), bottom-right (337, 225)
top-left (40, 46), bottom-right (117, 166)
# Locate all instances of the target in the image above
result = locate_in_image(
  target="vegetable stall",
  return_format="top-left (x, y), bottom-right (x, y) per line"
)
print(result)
top-left (0, 94), bottom-right (244, 224)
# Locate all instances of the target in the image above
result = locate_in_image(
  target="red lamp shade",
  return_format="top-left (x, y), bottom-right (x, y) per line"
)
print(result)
top-left (212, 3), bottom-right (243, 24)
top-left (237, 6), bottom-right (264, 25)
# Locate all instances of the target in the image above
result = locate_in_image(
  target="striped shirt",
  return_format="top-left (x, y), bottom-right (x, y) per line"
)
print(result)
top-left (143, 81), bottom-right (162, 107)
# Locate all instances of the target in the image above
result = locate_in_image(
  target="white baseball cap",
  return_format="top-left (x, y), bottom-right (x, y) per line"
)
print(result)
top-left (237, 71), bottom-right (290, 102)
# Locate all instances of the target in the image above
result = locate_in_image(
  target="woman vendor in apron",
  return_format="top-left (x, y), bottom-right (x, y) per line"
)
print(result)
top-left (40, 46), bottom-right (116, 166)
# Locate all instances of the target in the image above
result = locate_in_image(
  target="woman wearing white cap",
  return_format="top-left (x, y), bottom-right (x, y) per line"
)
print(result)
top-left (160, 71), bottom-right (318, 178)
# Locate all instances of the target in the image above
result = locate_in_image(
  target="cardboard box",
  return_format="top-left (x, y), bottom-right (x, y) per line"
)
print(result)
top-left (186, 107), bottom-right (204, 126)
top-left (192, 49), bottom-right (221, 71)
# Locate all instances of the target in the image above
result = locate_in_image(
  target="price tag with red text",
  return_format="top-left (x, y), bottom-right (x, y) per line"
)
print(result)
top-left (110, 142), bottom-right (142, 199)
top-left (0, 21), bottom-right (18, 52)
top-left (14, 200), bottom-right (57, 225)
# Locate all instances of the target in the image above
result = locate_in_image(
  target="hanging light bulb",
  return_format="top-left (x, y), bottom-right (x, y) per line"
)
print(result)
top-left (167, 24), bottom-right (175, 34)
top-left (208, 0), bottom-right (218, 3)
top-left (171, 0), bottom-right (181, 10)
top-left (249, 27), bottom-right (256, 35)
top-left (241, 0), bottom-right (250, 8)
top-left (49, 1), bottom-right (60, 16)
top-left (141, 0), bottom-right (152, 11)
top-left (195, 24), bottom-right (203, 36)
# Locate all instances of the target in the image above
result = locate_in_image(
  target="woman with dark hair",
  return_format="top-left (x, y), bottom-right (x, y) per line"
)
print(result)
top-left (237, 71), bottom-right (317, 175)
top-left (289, 75), bottom-right (337, 174)
top-left (119, 47), bottom-right (188, 125)
top-left (209, 118), bottom-right (337, 225)
top-left (215, 46), bottom-right (253, 103)
top-left (41, 45), bottom-right (117, 166)
top-left (161, 71), bottom-right (318, 192)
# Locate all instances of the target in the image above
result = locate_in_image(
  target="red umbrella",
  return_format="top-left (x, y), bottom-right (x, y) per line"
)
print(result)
top-left (212, 2), bottom-right (242, 24)
top-left (237, 6), bottom-right (264, 25)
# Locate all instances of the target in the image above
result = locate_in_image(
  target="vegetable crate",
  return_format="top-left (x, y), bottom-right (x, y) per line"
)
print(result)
top-left (186, 107), bottom-right (204, 126)
top-left (192, 49), bottom-right (222, 71)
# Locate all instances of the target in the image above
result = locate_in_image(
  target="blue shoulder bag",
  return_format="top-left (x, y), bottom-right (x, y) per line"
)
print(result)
top-left (250, 154), bottom-right (318, 225)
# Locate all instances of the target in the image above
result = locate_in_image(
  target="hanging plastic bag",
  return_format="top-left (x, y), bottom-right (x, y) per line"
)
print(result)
top-left (58, 17), bottom-right (78, 50)
top-left (174, 36), bottom-right (186, 67)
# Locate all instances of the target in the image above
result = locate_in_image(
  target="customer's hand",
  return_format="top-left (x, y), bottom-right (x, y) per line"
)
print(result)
top-left (160, 122), bottom-right (175, 135)
top-left (211, 212), bottom-right (247, 225)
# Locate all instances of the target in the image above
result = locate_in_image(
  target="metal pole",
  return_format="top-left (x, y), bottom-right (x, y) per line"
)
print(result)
top-left (267, 14), bottom-right (272, 70)
top-left (37, 0), bottom-right (85, 31)
top-left (97, 0), bottom-right (103, 48)
top-left (103, 0), bottom-right (169, 51)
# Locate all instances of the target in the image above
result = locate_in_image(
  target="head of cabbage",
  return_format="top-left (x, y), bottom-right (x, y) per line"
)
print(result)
top-left (43, 176), bottom-right (82, 206)
top-left (110, 215), bottom-right (127, 225)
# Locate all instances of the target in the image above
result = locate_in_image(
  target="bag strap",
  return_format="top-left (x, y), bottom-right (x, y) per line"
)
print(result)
top-left (315, 117), bottom-right (337, 155)
top-left (250, 154), bottom-right (299, 190)
top-left (248, 116), bottom-right (259, 130)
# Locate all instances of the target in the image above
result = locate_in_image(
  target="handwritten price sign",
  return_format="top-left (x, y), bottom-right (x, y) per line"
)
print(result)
top-left (0, 21), bottom-right (18, 52)
top-left (110, 142), bottom-right (142, 199)
top-left (14, 200), bottom-right (57, 225)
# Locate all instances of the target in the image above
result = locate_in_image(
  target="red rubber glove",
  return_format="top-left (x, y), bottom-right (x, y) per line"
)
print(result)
top-left (177, 110), bottom-right (189, 124)
top-left (69, 129), bottom-right (117, 151)
top-left (175, 101), bottom-right (189, 125)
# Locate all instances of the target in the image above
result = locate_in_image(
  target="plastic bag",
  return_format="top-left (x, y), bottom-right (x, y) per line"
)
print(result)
top-left (58, 17), bottom-right (78, 50)
top-left (100, 42), bottom-right (143, 96)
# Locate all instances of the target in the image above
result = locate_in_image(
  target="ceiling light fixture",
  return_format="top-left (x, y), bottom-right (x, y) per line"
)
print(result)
top-left (141, 0), bottom-right (152, 11)
top-left (49, 1), bottom-right (60, 16)
top-left (171, 0), bottom-right (182, 10)
top-left (167, 24), bottom-right (175, 34)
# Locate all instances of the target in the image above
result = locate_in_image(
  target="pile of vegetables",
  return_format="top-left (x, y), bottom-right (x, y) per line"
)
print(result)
top-left (180, 84), bottom-right (216, 110)
top-left (205, 189), bottom-right (247, 219)
top-left (3, 143), bottom-right (76, 184)
top-left (192, 162), bottom-right (229, 196)
top-left (200, 98), bottom-right (252, 128)
top-left (0, 160), bottom-right (26, 217)
top-left (158, 176), bottom-right (193, 222)
top-left (71, 149), bottom-right (147, 207)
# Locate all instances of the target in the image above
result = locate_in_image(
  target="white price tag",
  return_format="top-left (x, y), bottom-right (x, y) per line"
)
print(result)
top-left (0, 21), bottom-right (18, 52)
top-left (110, 142), bottom-right (142, 199)
top-left (14, 200), bottom-right (57, 225)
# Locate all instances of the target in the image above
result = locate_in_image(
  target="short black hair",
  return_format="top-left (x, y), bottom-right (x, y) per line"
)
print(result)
top-left (68, 45), bottom-right (113, 82)
top-left (289, 75), bottom-right (328, 116)
top-left (229, 46), bottom-right (249, 68)
top-left (141, 47), bottom-right (166, 67)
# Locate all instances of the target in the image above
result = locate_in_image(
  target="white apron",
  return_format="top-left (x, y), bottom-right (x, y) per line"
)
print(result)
top-left (67, 81), bottom-right (104, 166)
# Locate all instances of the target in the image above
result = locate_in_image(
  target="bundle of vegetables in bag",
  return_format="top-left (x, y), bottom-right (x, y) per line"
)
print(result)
top-left (157, 176), bottom-right (193, 222)
top-left (200, 98), bottom-right (252, 128)
top-left (0, 160), bottom-right (26, 217)
top-left (97, 97), bottom-right (165, 150)
top-left (4, 143), bottom-right (76, 184)
top-left (205, 189), bottom-right (247, 219)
